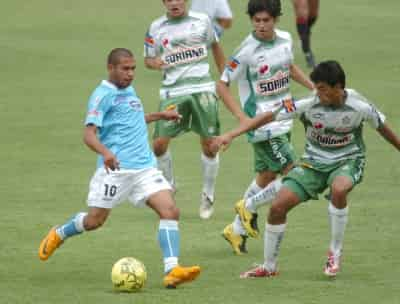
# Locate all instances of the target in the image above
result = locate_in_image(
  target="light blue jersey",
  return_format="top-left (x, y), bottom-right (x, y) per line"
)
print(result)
top-left (84, 80), bottom-right (156, 170)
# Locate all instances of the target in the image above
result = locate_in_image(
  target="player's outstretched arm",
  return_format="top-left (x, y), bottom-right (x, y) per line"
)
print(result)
top-left (145, 105), bottom-right (182, 124)
top-left (211, 42), bottom-right (225, 75)
top-left (83, 124), bottom-right (119, 172)
top-left (217, 80), bottom-right (247, 122)
top-left (377, 123), bottom-right (400, 151)
top-left (290, 64), bottom-right (314, 90)
top-left (211, 111), bottom-right (276, 152)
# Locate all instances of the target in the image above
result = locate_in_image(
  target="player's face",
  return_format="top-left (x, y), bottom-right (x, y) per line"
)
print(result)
top-left (163, 0), bottom-right (186, 18)
top-left (108, 57), bottom-right (136, 89)
top-left (251, 11), bottom-right (277, 41)
top-left (315, 82), bottom-right (345, 106)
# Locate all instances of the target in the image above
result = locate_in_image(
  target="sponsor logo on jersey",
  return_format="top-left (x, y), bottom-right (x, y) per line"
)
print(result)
top-left (227, 57), bottom-right (240, 72)
top-left (307, 128), bottom-right (354, 147)
top-left (282, 99), bottom-right (296, 113)
top-left (256, 70), bottom-right (290, 96)
top-left (162, 38), bottom-right (169, 47)
top-left (162, 45), bottom-right (207, 67)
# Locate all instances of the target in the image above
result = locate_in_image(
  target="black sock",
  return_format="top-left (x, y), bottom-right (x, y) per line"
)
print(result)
top-left (296, 17), bottom-right (310, 53)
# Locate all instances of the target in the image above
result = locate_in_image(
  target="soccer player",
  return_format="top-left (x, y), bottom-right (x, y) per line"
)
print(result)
top-left (191, 0), bottom-right (233, 38)
top-left (218, 0), bottom-right (314, 255)
top-left (292, 0), bottom-right (320, 68)
top-left (144, 0), bottom-right (225, 219)
top-left (38, 48), bottom-right (201, 289)
top-left (213, 60), bottom-right (400, 278)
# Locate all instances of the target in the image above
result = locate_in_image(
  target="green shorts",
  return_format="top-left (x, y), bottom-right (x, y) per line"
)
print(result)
top-left (252, 133), bottom-right (296, 173)
top-left (153, 92), bottom-right (220, 139)
top-left (282, 158), bottom-right (366, 202)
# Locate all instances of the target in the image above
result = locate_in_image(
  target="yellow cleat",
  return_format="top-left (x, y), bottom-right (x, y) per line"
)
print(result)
top-left (163, 265), bottom-right (201, 289)
top-left (235, 200), bottom-right (259, 238)
top-left (38, 227), bottom-right (63, 261)
top-left (222, 224), bottom-right (248, 255)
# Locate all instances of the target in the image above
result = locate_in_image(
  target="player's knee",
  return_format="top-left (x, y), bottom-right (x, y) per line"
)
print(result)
top-left (331, 184), bottom-right (350, 200)
top-left (153, 138), bottom-right (169, 156)
top-left (269, 203), bottom-right (288, 222)
top-left (160, 204), bottom-right (180, 220)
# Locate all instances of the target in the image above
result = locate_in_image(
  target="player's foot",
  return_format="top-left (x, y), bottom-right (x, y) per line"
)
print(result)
top-left (235, 200), bottom-right (259, 238)
top-left (222, 223), bottom-right (248, 255)
top-left (199, 193), bottom-right (214, 219)
top-left (240, 264), bottom-right (278, 279)
top-left (305, 51), bottom-right (316, 68)
top-left (163, 265), bottom-right (201, 289)
top-left (324, 250), bottom-right (341, 277)
top-left (38, 227), bottom-right (63, 261)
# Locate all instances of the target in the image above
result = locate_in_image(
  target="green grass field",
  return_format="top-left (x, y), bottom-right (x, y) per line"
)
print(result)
top-left (1, 1), bottom-right (400, 303)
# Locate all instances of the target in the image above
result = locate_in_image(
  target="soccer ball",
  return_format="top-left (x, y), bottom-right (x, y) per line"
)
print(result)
top-left (111, 257), bottom-right (147, 292)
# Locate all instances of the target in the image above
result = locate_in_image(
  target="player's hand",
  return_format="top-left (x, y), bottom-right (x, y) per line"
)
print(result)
top-left (163, 104), bottom-right (182, 122)
top-left (210, 133), bottom-right (234, 153)
top-left (103, 151), bottom-right (120, 173)
top-left (155, 57), bottom-right (166, 70)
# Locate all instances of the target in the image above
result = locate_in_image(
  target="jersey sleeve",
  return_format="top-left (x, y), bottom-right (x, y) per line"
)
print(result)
top-left (205, 15), bottom-right (219, 45)
top-left (84, 93), bottom-right (112, 127)
top-left (144, 24), bottom-right (159, 58)
top-left (215, 0), bottom-right (233, 18)
top-left (362, 102), bottom-right (386, 129)
top-left (220, 45), bottom-right (247, 84)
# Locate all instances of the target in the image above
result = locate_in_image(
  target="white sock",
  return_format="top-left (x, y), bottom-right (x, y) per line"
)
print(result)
top-left (157, 150), bottom-right (174, 187)
top-left (328, 203), bottom-right (348, 256)
top-left (264, 223), bottom-right (286, 272)
top-left (243, 179), bottom-right (263, 199)
top-left (245, 179), bottom-right (282, 213)
top-left (232, 180), bottom-right (263, 235)
top-left (201, 153), bottom-right (219, 201)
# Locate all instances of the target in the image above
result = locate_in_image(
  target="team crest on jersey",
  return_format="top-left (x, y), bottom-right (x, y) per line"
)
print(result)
top-left (259, 64), bottom-right (269, 75)
top-left (256, 70), bottom-right (290, 96)
top-left (162, 45), bottom-right (207, 67)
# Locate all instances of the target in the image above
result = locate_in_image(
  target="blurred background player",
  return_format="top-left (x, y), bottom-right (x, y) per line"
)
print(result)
top-left (292, 0), bottom-right (319, 68)
top-left (217, 0), bottom-right (314, 254)
top-left (213, 60), bottom-right (400, 278)
top-left (38, 48), bottom-right (200, 289)
top-left (144, 0), bottom-right (225, 219)
top-left (191, 0), bottom-right (233, 38)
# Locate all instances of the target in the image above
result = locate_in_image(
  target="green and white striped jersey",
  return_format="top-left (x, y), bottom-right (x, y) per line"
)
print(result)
top-left (144, 11), bottom-right (218, 99)
top-left (276, 89), bottom-right (386, 168)
top-left (221, 30), bottom-right (294, 142)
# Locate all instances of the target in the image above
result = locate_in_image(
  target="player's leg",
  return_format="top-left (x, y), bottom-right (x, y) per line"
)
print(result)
top-left (38, 168), bottom-right (121, 261)
top-left (240, 186), bottom-right (302, 278)
top-left (233, 136), bottom-right (296, 237)
top-left (292, 0), bottom-right (316, 67)
top-left (146, 190), bottom-right (201, 288)
top-left (191, 92), bottom-right (221, 219)
top-left (324, 159), bottom-right (363, 276)
top-left (153, 96), bottom-right (191, 191)
top-left (199, 137), bottom-right (220, 219)
top-left (308, 0), bottom-right (319, 28)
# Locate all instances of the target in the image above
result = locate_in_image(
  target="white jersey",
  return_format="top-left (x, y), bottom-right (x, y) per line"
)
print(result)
top-left (276, 89), bottom-right (386, 166)
top-left (144, 11), bottom-right (218, 100)
top-left (221, 30), bottom-right (295, 142)
top-left (191, 0), bottom-right (232, 37)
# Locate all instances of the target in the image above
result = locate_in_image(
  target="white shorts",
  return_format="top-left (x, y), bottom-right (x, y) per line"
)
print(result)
top-left (87, 167), bottom-right (172, 209)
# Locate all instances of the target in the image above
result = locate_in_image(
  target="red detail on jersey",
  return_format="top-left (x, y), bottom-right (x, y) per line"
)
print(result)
top-left (259, 65), bottom-right (269, 74)
top-left (145, 36), bottom-right (155, 46)
top-left (314, 122), bottom-right (324, 129)
top-left (162, 38), bottom-right (169, 47)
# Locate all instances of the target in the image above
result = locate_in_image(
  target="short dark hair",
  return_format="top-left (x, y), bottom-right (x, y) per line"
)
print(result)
top-left (107, 48), bottom-right (134, 65)
top-left (310, 60), bottom-right (346, 88)
top-left (247, 0), bottom-right (282, 18)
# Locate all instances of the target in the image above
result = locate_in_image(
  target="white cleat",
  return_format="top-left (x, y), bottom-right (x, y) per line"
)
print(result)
top-left (199, 193), bottom-right (214, 219)
top-left (324, 250), bottom-right (341, 277)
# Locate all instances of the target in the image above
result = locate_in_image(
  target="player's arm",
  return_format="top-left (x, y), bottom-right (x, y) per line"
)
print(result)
top-left (377, 123), bottom-right (400, 151)
top-left (216, 18), bottom-right (232, 30)
top-left (290, 64), bottom-right (314, 90)
top-left (217, 80), bottom-right (247, 122)
top-left (145, 106), bottom-right (182, 124)
top-left (211, 42), bottom-right (225, 75)
top-left (144, 57), bottom-right (165, 70)
top-left (83, 124), bottom-right (119, 172)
